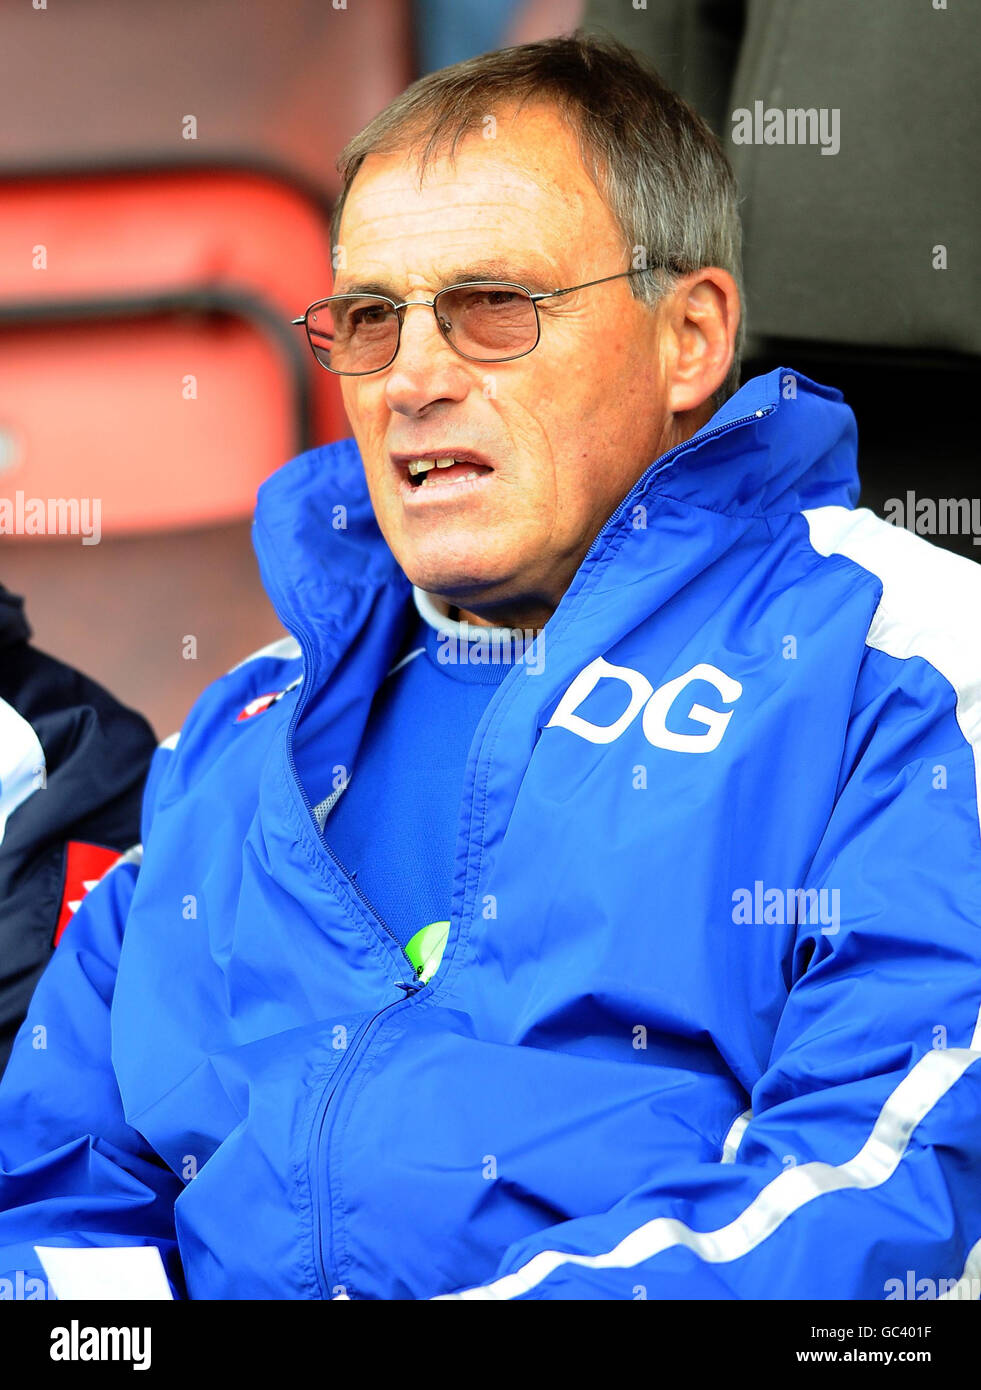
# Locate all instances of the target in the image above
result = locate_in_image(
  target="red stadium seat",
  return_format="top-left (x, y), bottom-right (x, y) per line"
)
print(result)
top-left (0, 166), bottom-right (350, 734)
top-left (0, 166), bottom-right (345, 532)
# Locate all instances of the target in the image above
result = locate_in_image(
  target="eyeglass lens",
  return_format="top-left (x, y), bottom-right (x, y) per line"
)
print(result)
top-left (307, 284), bottom-right (540, 374)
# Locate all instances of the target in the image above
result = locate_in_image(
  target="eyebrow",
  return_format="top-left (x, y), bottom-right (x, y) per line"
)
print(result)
top-left (333, 258), bottom-right (561, 299)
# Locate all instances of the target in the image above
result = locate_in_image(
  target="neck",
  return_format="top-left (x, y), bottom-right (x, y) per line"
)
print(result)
top-left (451, 602), bottom-right (550, 634)
top-left (425, 592), bottom-right (552, 633)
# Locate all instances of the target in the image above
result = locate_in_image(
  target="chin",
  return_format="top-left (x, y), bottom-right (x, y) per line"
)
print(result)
top-left (395, 535), bottom-right (502, 597)
top-left (403, 565), bottom-right (488, 601)
top-left (399, 556), bottom-right (511, 607)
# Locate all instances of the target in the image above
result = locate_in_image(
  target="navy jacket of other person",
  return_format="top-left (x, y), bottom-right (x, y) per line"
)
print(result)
top-left (0, 588), bottom-right (154, 1080)
top-left (0, 367), bottom-right (979, 1300)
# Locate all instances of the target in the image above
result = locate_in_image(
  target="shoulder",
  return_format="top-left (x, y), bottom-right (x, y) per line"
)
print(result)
top-left (146, 633), bottom-right (304, 807)
top-left (801, 507), bottom-right (981, 830)
top-left (800, 505), bottom-right (981, 684)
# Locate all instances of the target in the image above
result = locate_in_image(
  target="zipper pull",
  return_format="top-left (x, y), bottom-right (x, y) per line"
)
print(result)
top-left (394, 979), bottom-right (423, 996)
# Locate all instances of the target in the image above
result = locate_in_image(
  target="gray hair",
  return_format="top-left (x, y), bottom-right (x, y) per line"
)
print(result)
top-left (333, 32), bottom-right (744, 405)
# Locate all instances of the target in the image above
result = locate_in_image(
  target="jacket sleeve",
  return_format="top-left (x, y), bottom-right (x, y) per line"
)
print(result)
top-left (442, 665), bottom-right (981, 1301)
top-left (0, 742), bottom-right (186, 1299)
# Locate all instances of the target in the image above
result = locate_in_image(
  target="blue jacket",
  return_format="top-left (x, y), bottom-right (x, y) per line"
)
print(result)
top-left (2, 367), bottom-right (980, 1300)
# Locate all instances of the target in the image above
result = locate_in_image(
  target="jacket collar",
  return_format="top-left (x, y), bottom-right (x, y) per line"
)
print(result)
top-left (252, 366), bottom-right (859, 663)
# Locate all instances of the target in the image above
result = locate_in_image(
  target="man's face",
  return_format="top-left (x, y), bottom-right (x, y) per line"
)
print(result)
top-left (334, 103), bottom-right (673, 625)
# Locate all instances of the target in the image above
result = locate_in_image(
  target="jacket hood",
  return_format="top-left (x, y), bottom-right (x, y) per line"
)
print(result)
top-left (252, 366), bottom-right (859, 653)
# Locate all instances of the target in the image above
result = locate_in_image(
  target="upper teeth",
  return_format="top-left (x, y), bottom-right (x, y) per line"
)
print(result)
top-left (407, 458), bottom-right (460, 475)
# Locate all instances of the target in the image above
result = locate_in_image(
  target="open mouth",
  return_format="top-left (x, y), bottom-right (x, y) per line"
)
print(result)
top-left (405, 456), bottom-right (495, 489)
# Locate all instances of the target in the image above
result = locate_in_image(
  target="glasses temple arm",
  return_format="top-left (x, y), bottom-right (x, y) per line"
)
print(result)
top-left (531, 266), bottom-right (670, 303)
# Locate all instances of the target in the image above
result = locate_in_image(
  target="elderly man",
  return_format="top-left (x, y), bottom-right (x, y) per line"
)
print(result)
top-left (0, 34), bottom-right (979, 1303)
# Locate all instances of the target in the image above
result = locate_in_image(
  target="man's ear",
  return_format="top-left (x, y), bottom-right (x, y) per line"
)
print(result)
top-left (664, 269), bottom-right (741, 415)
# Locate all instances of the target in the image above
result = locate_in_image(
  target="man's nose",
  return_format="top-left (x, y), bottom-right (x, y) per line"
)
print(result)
top-left (384, 303), bottom-right (472, 417)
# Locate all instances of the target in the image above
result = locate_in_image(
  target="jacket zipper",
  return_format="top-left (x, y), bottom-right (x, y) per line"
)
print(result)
top-left (582, 406), bottom-right (775, 562)
top-left (309, 993), bottom-right (417, 1299)
top-left (280, 630), bottom-right (427, 1296)
top-left (292, 627), bottom-right (524, 1297)
top-left (320, 824), bottom-right (418, 978)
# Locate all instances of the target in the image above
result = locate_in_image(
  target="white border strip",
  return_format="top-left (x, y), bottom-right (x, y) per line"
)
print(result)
top-left (720, 1107), bottom-right (753, 1164)
top-left (412, 585), bottom-right (464, 638)
top-left (804, 505), bottom-right (981, 841)
top-left (0, 695), bottom-right (45, 845)
top-left (412, 585), bottom-right (525, 642)
top-left (440, 1047), bottom-right (980, 1299)
top-left (386, 647), bottom-right (425, 678)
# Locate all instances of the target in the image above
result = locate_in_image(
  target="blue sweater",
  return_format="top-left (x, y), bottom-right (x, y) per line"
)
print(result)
top-left (313, 588), bottom-right (514, 971)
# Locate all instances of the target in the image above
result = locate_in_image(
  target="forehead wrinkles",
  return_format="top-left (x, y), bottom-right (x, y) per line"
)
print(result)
top-left (348, 174), bottom-right (580, 241)
top-left (339, 138), bottom-right (601, 265)
top-left (347, 185), bottom-right (543, 249)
